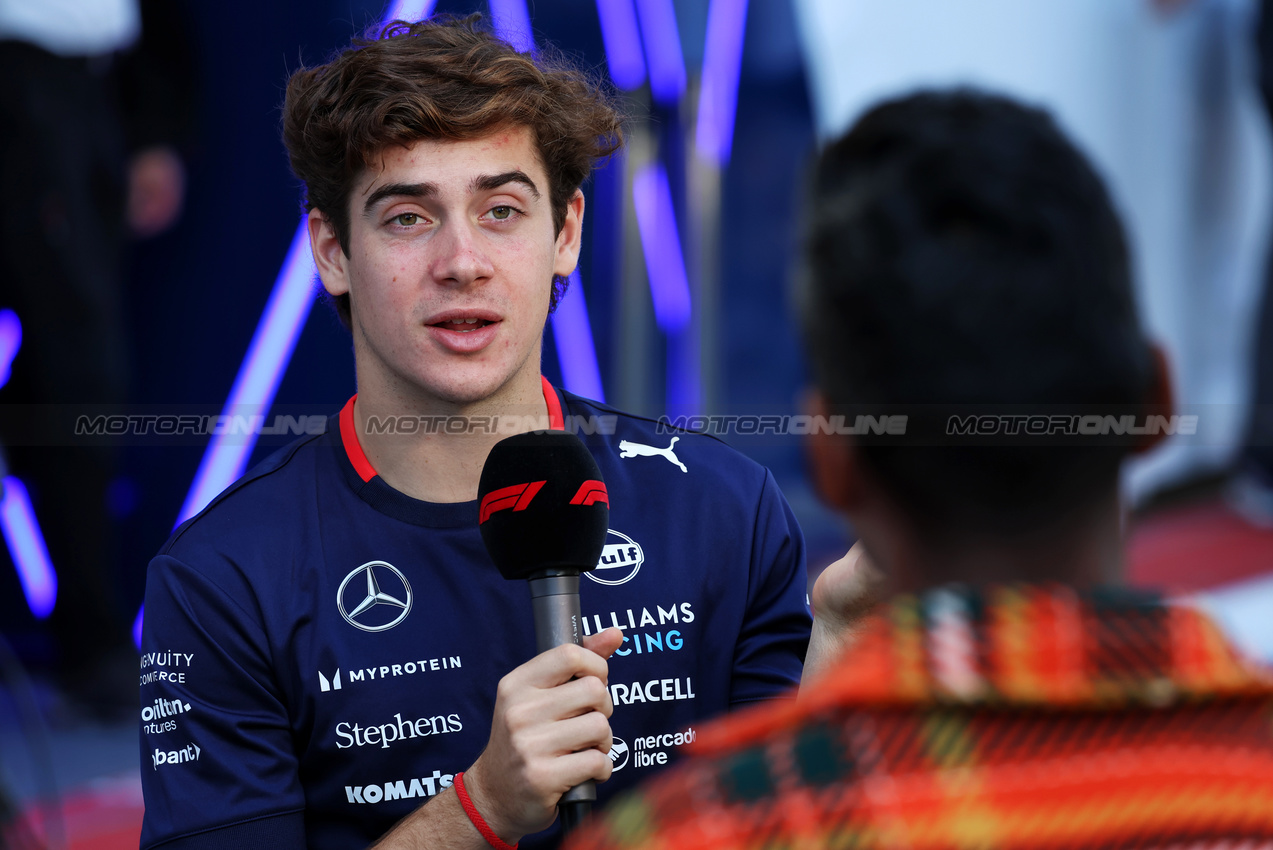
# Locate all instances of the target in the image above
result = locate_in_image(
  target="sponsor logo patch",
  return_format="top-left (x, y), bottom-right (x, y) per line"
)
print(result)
top-left (609, 677), bottom-right (696, 706)
top-left (631, 727), bottom-right (696, 768)
top-left (345, 770), bottom-right (455, 804)
top-left (618, 438), bottom-right (687, 473)
top-left (608, 736), bottom-right (630, 772)
top-left (337, 561), bottom-right (412, 632)
top-left (582, 602), bottom-right (695, 662)
top-left (317, 656), bottom-right (463, 695)
top-left (151, 742), bottom-right (200, 770)
top-left (139, 650), bottom-right (194, 687)
top-left (584, 530), bottom-right (645, 586)
top-left (335, 712), bottom-right (463, 750)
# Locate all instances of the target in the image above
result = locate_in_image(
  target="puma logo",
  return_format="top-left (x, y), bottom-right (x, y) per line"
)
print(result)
top-left (619, 437), bottom-right (687, 473)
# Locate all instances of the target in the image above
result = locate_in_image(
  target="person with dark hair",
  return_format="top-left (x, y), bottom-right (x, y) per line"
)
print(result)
top-left (138, 15), bottom-right (832, 850)
top-left (564, 89), bottom-right (1273, 849)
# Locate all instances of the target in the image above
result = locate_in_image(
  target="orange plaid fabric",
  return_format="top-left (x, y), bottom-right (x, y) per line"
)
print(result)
top-left (566, 585), bottom-right (1273, 850)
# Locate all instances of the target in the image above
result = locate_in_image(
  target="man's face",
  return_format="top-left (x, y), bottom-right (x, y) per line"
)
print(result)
top-left (310, 126), bottom-right (583, 408)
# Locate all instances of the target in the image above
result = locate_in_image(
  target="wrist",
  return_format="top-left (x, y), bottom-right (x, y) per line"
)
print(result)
top-left (454, 769), bottom-right (519, 849)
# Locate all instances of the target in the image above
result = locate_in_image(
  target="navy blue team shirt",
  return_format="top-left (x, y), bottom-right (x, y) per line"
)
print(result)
top-left (140, 380), bottom-right (811, 849)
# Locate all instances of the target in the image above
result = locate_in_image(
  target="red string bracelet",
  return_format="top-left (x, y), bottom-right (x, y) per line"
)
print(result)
top-left (453, 772), bottom-right (518, 850)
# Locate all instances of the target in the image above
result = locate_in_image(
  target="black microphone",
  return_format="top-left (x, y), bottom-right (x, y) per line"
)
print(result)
top-left (477, 430), bottom-right (610, 834)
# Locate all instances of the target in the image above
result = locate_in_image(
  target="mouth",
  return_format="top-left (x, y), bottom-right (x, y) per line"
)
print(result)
top-left (423, 311), bottom-right (502, 354)
top-left (429, 317), bottom-right (495, 333)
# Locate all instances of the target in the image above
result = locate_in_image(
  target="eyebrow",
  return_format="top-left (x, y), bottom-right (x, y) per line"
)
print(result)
top-left (362, 182), bottom-right (437, 215)
top-left (472, 171), bottom-right (540, 199)
top-left (361, 171), bottom-right (541, 215)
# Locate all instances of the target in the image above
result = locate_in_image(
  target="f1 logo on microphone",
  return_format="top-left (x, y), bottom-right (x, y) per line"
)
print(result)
top-left (479, 481), bottom-right (546, 524)
top-left (569, 480), bottom-right (608, 507)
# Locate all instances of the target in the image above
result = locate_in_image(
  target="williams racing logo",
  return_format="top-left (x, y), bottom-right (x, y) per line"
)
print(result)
top-left (337, 561), bottom-right (413, 632)
top-left (585, 529), bottom-right (644, 586)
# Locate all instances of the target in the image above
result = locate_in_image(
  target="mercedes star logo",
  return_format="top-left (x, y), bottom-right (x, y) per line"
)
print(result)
top-left (337, 561), bottom-right (413, 632)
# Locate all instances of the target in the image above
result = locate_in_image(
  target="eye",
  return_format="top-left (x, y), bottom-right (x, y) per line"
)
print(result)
top-left (489, 206), bottom-right (515, 221)
top-left (391, 212), bottom-right (421, 226)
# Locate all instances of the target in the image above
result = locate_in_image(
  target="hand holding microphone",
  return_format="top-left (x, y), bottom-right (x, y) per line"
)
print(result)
top-left (465, 431), bottom-right (618, 840)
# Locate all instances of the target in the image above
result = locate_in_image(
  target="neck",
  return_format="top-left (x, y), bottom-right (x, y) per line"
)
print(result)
top-left (351, 374), bottom-right (551, 504)
top-left (854, 487), bottom-right (1125, 595)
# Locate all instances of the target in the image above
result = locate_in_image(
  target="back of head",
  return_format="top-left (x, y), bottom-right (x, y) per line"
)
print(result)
top-left (281, 14), bottom-right (624, 324)
top-left (801, 90), bottom-right (1155, 542)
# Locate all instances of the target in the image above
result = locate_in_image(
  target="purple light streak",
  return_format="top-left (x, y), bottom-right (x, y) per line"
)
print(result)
top-left (595, 0), bottom-right (646, 90)
top-left (0, 310), bottom-right (20, 388)
top-left (632, 163), bottom-right (692, 332)
top-left (1, 477), bottom-right (56, 619)
top-left (696, 0), bottom-right (748, 165)
top-left (489, 0), bottom-right (535, 52)
top-left (383, 0), bottom-right (437, 22)
top-left (550, 271), bottom-right (606, 402)
top-left (133, 604), bottom-right (144, 650)
top-left (634, 0), bottom-right (686, 105)
top-left (0, 314), bottom-right (54, 622)
top-left (176, 221), bottom-right (316, 527)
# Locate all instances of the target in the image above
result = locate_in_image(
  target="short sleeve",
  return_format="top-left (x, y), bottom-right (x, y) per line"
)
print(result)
top-left (729, 469), bottom-right (812, 706)
top-left (139, 553), bottom-right (306, 850)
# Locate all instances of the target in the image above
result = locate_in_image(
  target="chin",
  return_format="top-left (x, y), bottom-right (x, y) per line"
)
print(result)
top-left (422, 371), bottom-right (515, 407)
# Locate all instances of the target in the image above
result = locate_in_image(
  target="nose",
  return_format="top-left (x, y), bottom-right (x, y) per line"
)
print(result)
top-left (430, 219), bottom-right (495, 287)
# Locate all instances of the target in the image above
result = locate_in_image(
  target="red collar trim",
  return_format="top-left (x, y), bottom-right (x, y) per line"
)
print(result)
top-left (340, 395), bottom-right (378, 483)
top-left (541, 376), bottom-right (565, 430)
top-left (340, 378), bottom-right (565, 483)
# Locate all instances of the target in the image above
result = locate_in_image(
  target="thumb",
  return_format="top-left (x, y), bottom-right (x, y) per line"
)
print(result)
top-left (582, 627), bottom-right (624, 659)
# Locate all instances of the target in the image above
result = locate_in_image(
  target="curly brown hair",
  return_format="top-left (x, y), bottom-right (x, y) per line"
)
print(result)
top-left (282, 14), bottom-right (625, 326)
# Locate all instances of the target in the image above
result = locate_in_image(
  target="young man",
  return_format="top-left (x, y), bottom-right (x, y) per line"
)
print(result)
top-left (139, 16), bottom-right (821, 850)
top-left (565, 90), bottom-right (1273, 849)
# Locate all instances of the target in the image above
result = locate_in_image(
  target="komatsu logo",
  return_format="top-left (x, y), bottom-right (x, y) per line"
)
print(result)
top-left (345, 770), bottom-right (455, 804)
top-left (585, 529), bottom-right (644, 586)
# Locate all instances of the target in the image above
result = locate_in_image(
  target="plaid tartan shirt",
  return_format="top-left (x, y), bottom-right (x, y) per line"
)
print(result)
top-left (565, 585), bottom-right (1273, 850)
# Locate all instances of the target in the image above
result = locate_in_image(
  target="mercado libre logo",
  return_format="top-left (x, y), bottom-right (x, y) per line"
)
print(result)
top-left (608, 736), bottom-right (630, 772)
top-left (585, 530), bottom-right (644, 586)
top-left (337, 561), bottom-right (413, 632)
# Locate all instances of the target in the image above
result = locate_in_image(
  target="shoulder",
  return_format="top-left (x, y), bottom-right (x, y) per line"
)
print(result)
top-left (153, 420), bottom-right (341, 580)
top-left (561, 391), bottom-right (772, 494)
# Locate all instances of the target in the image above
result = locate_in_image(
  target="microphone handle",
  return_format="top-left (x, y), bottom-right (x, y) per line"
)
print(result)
top-left (527, 572), bottom-right (596, 827)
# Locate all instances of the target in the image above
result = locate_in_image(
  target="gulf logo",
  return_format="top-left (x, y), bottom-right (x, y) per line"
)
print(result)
top-left (585, 529), bottom-right (644, 586)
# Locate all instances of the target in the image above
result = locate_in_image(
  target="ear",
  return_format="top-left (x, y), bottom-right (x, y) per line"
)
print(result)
top-left (308, 208), bottom-right (350, 298)
top-left (1134, 342), bottom-right (1174, 455)
top-left (803, 389), bottom-right (868, 512)
top-left (552, 189), bottom-right (586, 279)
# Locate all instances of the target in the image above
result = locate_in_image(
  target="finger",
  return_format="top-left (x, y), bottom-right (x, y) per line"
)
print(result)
top-left (511, 642), bottom-right (611, 690)
top-left (498, 668), bottom-right (613, 734)
top-left (521, 710), bottom-right (613, 763)
top-left (526, 743), bottom-right (615, 797)
top-left (582, 627), bottom-right (624, 659)
top-left (514, 674), bottom-right (612, 725)
top-left (555, 743), bottom-right (615, 786)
